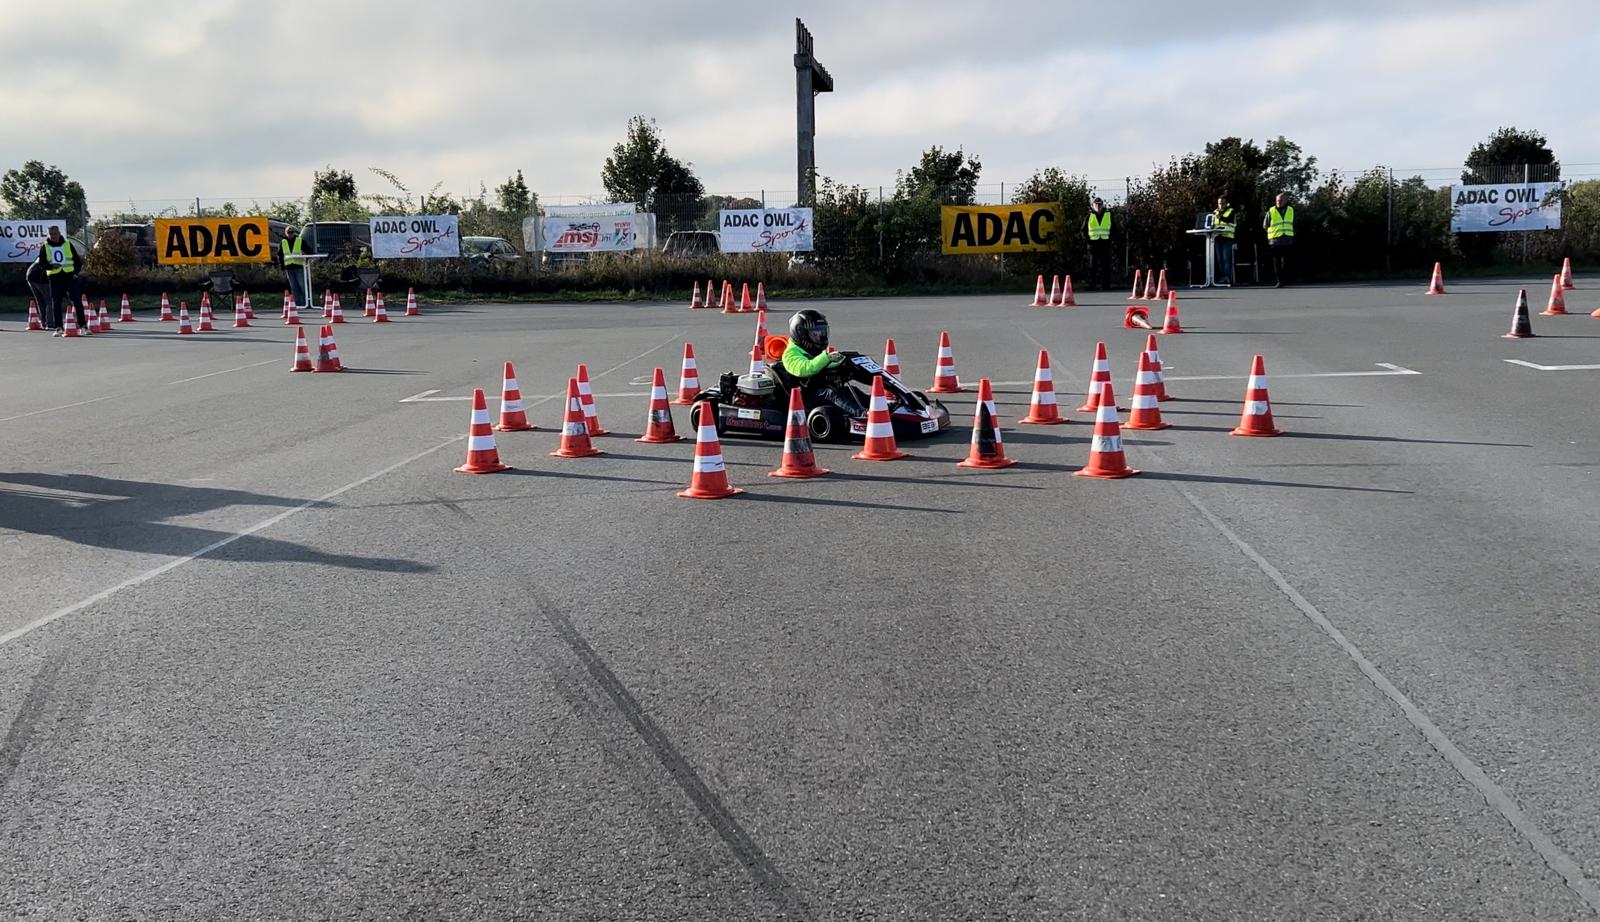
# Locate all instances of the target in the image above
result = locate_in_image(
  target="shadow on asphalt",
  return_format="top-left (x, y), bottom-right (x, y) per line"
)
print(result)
top-left (1172, 426), bottom-right (1530, 448)
top-left (337, 368), bottom-right (429, 375)
top-left (504, 469), bottom-right (679, 484)
top-left (1141, 471), bottom-right (1414, 494)
top-left (0, 473), bottom-right (432, 573)
top-left (739, 492), bottom-right (959, 514)
top-left (836, 471), bottom-right (1047, 491)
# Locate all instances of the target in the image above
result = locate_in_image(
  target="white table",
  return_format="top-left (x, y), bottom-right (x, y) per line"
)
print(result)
top-left (1184, 227), bottom-right (1232, 288)
top-left (287, 253), bottom-right (329, 309)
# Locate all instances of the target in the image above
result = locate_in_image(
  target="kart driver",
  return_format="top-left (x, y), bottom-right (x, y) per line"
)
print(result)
top-left (781, 309), bottom-right (844, 381)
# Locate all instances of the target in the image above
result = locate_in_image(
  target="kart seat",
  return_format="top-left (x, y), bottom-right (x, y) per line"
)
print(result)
top-left (765, 358), bottom-right (801, 393)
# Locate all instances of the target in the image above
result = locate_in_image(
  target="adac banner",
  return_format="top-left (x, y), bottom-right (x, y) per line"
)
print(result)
top-left (1450, 182), bottom-right (1565, 233)
top-left (940, 203), bottom-right (1061, 254)
top-left (718, 208), bottom-right (814, 253)
top-left (370, 215), bottom-right (461, 259)
top-left (155, 217), bottom-right (272, 265)
top-left (0, 219), bottom-right (68, 264)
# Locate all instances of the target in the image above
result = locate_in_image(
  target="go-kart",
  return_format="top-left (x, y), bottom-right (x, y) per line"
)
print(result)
top-left (686, 343), bottom-right (953, 443)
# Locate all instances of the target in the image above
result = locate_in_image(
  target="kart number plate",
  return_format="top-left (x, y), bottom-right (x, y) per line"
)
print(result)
top-left (736, 409), bottom-right (763, 420)
top-left (853, 357), bottom-right (885, 374)
top-left (920, 419), bottom-right (938, 434)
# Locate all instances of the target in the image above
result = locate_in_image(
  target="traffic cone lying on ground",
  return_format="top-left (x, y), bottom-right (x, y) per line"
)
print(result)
top-left (404, 288), bottom-right (420, 316)
top-left (1074, 381), bottom-right (1139, 479)
top-left (289, 326), bottom-right (313, 371)
top-left (1143, 268), bottom-right (1158, 300)
top-left (637, 367), bottom-right (682, 443)
top-left (679, 401), bottom-right (743, 499)
top-left (675, 343), bottom-right (701, 405)
top-left (852, 376), bottom-right (909, 461)
top-left (1154, 269), bottom-right (1169, 300)
top-left (1077, 342), bottom-right (1121, 413)
top-left (1127, 269), bottom-right (1143, 301)
top-left (1029, 275), bottom-right (1048, 306)
top-left (1161, 292), bottom-right (1184, 334)
top-left (882, 338), bottom-right (901, 378)
top-left (769, 386), bottom-right (827, 478)
top-left (1057, 275), bottom-right (1076, 306)
top-left (26, 300), bottom-right (43, 331)
top-left (1230, 355), bottom-right (1281, 436)
top-left (576, 363), bottom-right (608, 435)
top-left (928, 330), bottom-right (963, 393)
top-left (958, 378), bottom-right (1017, 469)
top-left (551, 378), bottom-right (603, 458)
top-left (1020, 349), bottom-right (1066, 425)
top-left (454, 388), bottom-right (511, 474)
top-left (160, 293), bottom-right (174, 321)
top-left (1505, 289), bottom-right (1536, 338)
top-left (1541, 274), bottom-right (1567, 316)
top-left (119, 295), bottom-right (134, 322)
top-left (1561, 257), bottom-right (1576, 290)
top-left (756, 282), bottom-right (768, 311)
top-left (1144, 333), bottom-right (1172, 401)
top-left (315, 325), bottom-right (343, 372)
top-left (1123, 305), bottom-right (1153, 329)
top-left (1124, 352), bottom-right (1170, 431)
top-left (178, 303), bottom-right (194, 335)
top-left (494, 361), bottom-right (535, 431)
top-left (1426, 262), bottom-right (1447, 295)
top-left (689, 280), bottom-right (703, 309)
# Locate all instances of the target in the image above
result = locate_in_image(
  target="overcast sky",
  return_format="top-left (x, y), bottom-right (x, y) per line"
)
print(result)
top-left (5, 0), bottom-right (1597, 212)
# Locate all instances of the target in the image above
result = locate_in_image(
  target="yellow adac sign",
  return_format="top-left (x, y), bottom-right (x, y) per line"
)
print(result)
top-left (940, 203), bottom-right (1061, 254)
top-left (155, 217), bottom-right (272, 265)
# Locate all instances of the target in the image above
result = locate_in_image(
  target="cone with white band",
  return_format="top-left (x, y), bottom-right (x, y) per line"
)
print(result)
top-left (1074, 381), bottom-right (1139, 479)
top-left (160, 292), bottom-right (174, 321)
top-left (1154, 269), bottom-right (1170, 300)
top-left (322, 289), bottom-right (333, 319)
top-left (1030, 275), bottom-right (1048, 307)
top-left (242, 291), bottom-right (255, 318)
top-left (957, 378), bottom-right (1017, 469)
top-left (852, 375), bottom-right (909, 461)
top-left (1124, 352), bottom-right (1170, 430)
top-left (721, 280), bottom-right (737, 314)
top-left (551, 378), bottom-right (603, 458)
top-left (678, 401), bottom-right (743, 498)
top-left (1560, 257), bottom-right (1576, 290)
top-left (289, 325), bottom-right (313, 371)
top-left (329, 293), bottom-right (345, 323)
top-left (928, 330), bottom-right (963, 393)
top-left (315, 325), bottom-right (343, 372)
top-left (576, 363), bottom-right (608, 436)
top-left (494, 361), bottom-right (535, 431)
top-left (284, 295), bottom-right (300, 325)
top-left (1127, 269), bottom-right (1143, 301)
top-left (61, 304), bottom-right (80, 338)
top-left (769, 385), bottom-right (828, 478)
top-left (232, 295), bottom-right (251, 328)
top-left (1143, 268), bottom-right (1157, 300)
top-left (1044, 275), bottom-right (1061, 308)
top-left (1160, 292), bottom-right (1184, 334)
top-left (26, 300), bottom-right (43, 331)
top-left (373, 295), bottom-right (391, 323)
top-left (364, 289), bottom-right (376, 317)
top-left (748, 329), bottom-right (767, 376)
top-left (882, 338), bottom-right (902, 378)
top-left (675, 343), bottom-right (701, 405)
top-left (1426, 262), bottom-right (1446, 295)
top-left (177, 302), bottom-right (194, 335)
top-left (1505, 289), bottom-right (1536, 338)
top-left (1020, 349), bottom-right (1066, 425)
top-left (755, 282), bottom-right (768, 311)
top-left (1144, 333), bottom-right (1172, 401)
top-left (1057, 275), bottom-right (1077, 306)
top-left (1076, 341), bottom-right (1121, 413)
top-left (119, 295), bottom-right (135, 322)
top-left (1230, 355), bottom-right (1281, 437)
top-left (454, 388), bottom-right (512, 474)
top-left (637, 367), bottom-right (683, 443)
top-left (689, 280), bottom-right (703, 309)
top-left (97, 300), bottom-right (113, 332)
top-left (404, 288), bottom-right (420, 316)
top-left (1541, 274), bottom-right (1567, 316)
top-left (80, 300), bottom-right (94, 335)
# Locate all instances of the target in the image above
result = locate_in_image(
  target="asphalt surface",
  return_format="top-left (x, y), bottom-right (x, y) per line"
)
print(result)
top-left (2, 278), bottom-right (1599, 920)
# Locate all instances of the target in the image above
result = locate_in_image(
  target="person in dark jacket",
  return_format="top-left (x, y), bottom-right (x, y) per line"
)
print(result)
top-left (33, 226), bottom-right (86, 334)
top-left (25, 259), bottom-right (54, 330)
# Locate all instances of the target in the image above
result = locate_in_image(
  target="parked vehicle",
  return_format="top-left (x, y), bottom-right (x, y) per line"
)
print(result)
top-left (300, 221), bottom-right (372, 260)
top-left (93, 223), bottom-right (158, 266)
top-left (463, 236), bottom-right (521, 268)
top-left (662, 230), bottom-right (720, 258)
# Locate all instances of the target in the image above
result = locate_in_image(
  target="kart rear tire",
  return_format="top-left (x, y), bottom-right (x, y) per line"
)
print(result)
top-left (688, 402), bottom-right (724, 438)
top-left (807, 407), bottom-right (844, 443)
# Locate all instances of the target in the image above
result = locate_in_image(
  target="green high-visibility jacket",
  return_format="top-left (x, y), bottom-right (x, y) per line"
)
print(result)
top-left (1213, 206), bottom-right (1236, 239)
top-left (782, 341), bottom-right (838, 379)
top-left (1267, 206), bottom-right (1296, 240)
top-left (281, 236), bottom-right (307, 266)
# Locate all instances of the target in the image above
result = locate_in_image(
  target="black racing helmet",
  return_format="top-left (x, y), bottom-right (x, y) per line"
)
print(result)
top-left (789, 309), bottom-right (829, 353)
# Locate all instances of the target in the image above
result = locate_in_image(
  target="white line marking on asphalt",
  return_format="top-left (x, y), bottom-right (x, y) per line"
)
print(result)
top-left (1164, 363), bottom-right (1422, 382)
top-left (0, 395), bottom-right (118, 423)
top-left (399, 390), bottom-right (457, 402)
top-left (1503, 359), bottom-right (1600, 372)
top-left (1175, 487), bottom-right (1600, 913)
top-left (167, 359), bottom-right (279, 385)
top-left (398, 334), bottom-right (681, 405)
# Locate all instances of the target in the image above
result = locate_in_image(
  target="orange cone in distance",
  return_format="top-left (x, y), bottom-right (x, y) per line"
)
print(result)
top-left (1144, 333), bottom-right (1172, 401)
top-left (289, 325), bottom-right (313, 371)
top-left (1077, 341), bottom-right (1120, 413)
top-left (1020, 349), bottom-right (1066, 425)
top-left (494, 361), bottom-right (535, 431)
top-left (1505, 289), bottom-right (1536, 338)
top-left (454, 388), bottom-right (512, 474)
top-left (1230, 355), bottom-right (1282, 436)
top-left (928, 330), bottom-right (963, 393)
top-left (675, 343), bottom-right (702, 405)
top-left (61, 305), bottom-right (80, 338)
top-left (1123, 305), bottom-right (1153, 329)
top-left (689, 280), bottom-right (703, 308)
top-left (159, 292), bottom-right (173, 321)
top-left (769, 386), bottom-right (828, 478)
top-left (178, 303), bottom-right (195, 335)
top-left (1029, 275), bottom-right (1047, 306)
top-left (1127, 269), bottom-right (1143, 301)
top-left (852, 375), bottom-right (909, 461)
top-left (1541, 274), bottom-right (1567, 316)
top-left (1560, 257), bottom-right (1576, 290)
top-left (1160, 292), bottom-right (1184, 334)
top-left (551, 378), bottom-right (603, 458)
top-left (26, 300), bottom-right (43, 331)
top-left (1074, 380), bottom-right (1139, 479)
top-left (679, 400), bottom-right (742, 498)
top-left (1045, 275), bottom-right (1061, 307)
top-left (1058, 275), bottom-right (1076, 306)
top-left (1426, 262), bottom-right (1446, 295)
top-left (404, 288), bottom-right (420, 316)
top-left (1143, 268), bottom-right (1158, 300)
top-left (575, 363), bottom-right (608, 436)
top-left (1155, 269), bottom-right (1169, 300)
top-left (1124, 352), bottom-right (1170, 431)
top-left (119, 295), bottom-right (134, 322)
top-left (957, 378), bottom-right (1017, 469)
top-left (756, 282), bottom-right (768, 311)
top-left (637, 367), bottom-right (683, 443)
top-left (882, 338), bottom-right (902, 378)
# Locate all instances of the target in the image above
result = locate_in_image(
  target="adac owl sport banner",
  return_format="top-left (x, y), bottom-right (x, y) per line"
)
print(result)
top-left (1449, 182), bottom-right (1565, 233)
top-left (369, 215), bottom-right (461, 259)
top-left (717, 208), bottom-right (814, 253)
top-left (940, 203), bottom-right (1061, 254)
top-left (0, 219), bottom-right (68, 264)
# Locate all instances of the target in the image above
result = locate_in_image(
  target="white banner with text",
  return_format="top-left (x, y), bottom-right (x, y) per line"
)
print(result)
top-left (718, 208), bottom-right (814, 253)
top-left (369, 215), bottom-right (461, 258)
top-left (1450, 182), bottom-right (1564, 233)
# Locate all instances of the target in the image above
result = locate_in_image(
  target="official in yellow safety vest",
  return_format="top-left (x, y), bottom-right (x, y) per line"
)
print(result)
top-left (279, 226), bottom-right (311, 309)
top-left (1263, 193), bottom-right (1295, 288)
top-left (32, 225), bottom-right (86, 334)
top-left (1212, 196), bottom-right (1237, 286)
top-left (1084, 198), bottom-right (1113, 291)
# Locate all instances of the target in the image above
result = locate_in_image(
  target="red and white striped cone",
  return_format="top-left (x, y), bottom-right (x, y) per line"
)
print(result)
top-left (1044, 275), bottom-right (1061, 307)
top-left (737, 282), bottom-right (753, 313)
top-left (679, 401), bottom-right (743, 499)
top-left (329, 294), bottom-right (345, 323)
top-left (1124, 351), bottom-right (1170, 431)
top-left (957, 378), bottom-right (1017, 469)
top-left (119, 294), bottom-right (135, 322)
top-left (1029, 275), bottom-right (1048, 307)
top-left (928, 330), bottom-right (963, 393)
top-left (1020, 349), bottom-right (1066, 425)
top-left (279, 290), bottom-right (289, 320)
top-left (1560, 257), bottom-right (1576, 290)
top-left (1074, 381), bottom-right (1139, 479)
top-left (26, 300), bottom-right (43, 331)
top-left (852, 376), bottom-right (909, 461)
top-left (1057, 275), bottom-right (1077, 306)
top-left (200, 292), bottom-right (212, 314)
top-left (372, 296), bottom-right (391, 323)
top-left (284, 295), bottom-right (300, 325)
top-left (242, 291), bottom-right (255, 319)
top-left (636, 367), bottom-right (682, 444)
top-left (159, 293), bottom-right (174, 321)
top-left (1505, 290), bottom-right (1536, 338)
top-left (882, 338), bottom-right (902, 378)
top-left (754, 308), bottom-right (768, 356)
top-left (1154, 269), bottom-right (1169, 300)
top-left (1143, 333), bottom-right (1172, 401)
top-left (1076, 341), bottom-right (1121, 413)
top-left (551, 378), bottom-right (604, 458)
top-left (703, 278), bottom-right (714, 310)
top-left (493, 361), bottom-right (535, 432)
top-left (404, 288), bottom-right (420, 316)
top-left (197, 298), bottom-right (216, 332)
top-left (364, 289), bottom-right (376, 317)
top-left (575, 363), bottom-right (608, 436)
top-left (689, 280), bottom-right (703, 309)
top-left (99, 300), bottom-right (114, 332)
top-left (454, 388), bottom-right (512, 474)
top-left (61, 305), bottom-right (80, 338)
top-left (1230, 355), bottom-right (1281, 437)
top-left (79, 299), bottom-right (94, 336)
top-left (748, 330), bottom-right (767, 376)
top-left (674, 343), bottom-right (702, 405)
top-left (1426, 262), bottom-right (1447, 295)
top-left (721, 281), bottom-right (737, 314)
top-left (1541, 274), bottom-right (1567, 316)
top-left (376, 291), bottom-right (387, 315)
top-left (755, 282), bottom-right (768, 311)
top-left (1127, 269), bottom-right (1143, 301)
top-left (232, 296), bottom-right (251, 328)
top-left (1143, 268), bottom-right (1158, 300)
top-left (1160, 292), bottom-right (1184, 334)
top-left (768, 385), bottom-right (827, 478)
top-left (320, 289), bottom-right (332, 319)
top-left (177, 303), bottom-right (194, 335)
top-left (289, 326), bottom-right (313, 371)
top-left (315, 325), bottom-right (343, 373)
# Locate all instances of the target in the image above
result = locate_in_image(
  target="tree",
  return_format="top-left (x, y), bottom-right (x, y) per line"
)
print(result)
top-left (1008, 167), bottom-right (1095, 278)
top-left (1462, 127), bottom-right (1558, 184)
top-left (1258, 136), bottom-right (1318, 203)
top-left (1, 160), bottom-right (88, 230)
top-left (496, 170), bottom-right (534, 215)
top-left (600, 116), bottom-right (706, 232)
top-left (896, 146), bottom-right (982, 204)
top-left (310, 166), bottom-right (368, 221)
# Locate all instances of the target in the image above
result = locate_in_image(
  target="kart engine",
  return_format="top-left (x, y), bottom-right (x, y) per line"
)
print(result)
top-left (720, 372), bottom-right (776, 408)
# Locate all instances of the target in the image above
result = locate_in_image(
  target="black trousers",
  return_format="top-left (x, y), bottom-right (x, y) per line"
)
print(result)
top-left (1088, 241), bottom-right (1112, 290)
top-left (1270, 245), bottom-right (1293, 285)
top-left (48, 274), bottom-right (85, 329)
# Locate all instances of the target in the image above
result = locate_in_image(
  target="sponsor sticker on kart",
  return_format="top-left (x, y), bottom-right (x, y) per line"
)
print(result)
top-left (920, 419), bottom-right (939, 434)
top-left (737, 408), bottom-right (763, 419)
top-left (850, 419), bottom-right (867, 434)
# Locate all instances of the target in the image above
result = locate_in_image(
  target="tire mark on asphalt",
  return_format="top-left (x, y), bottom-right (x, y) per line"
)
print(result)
top-left (0, 657), bottom-right (66, 792)
top-left (1175, 484), bottom-right (1600, 915)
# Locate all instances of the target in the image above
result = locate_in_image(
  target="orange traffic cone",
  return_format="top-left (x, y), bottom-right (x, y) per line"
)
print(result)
top-left (1160, 292), bottom-right (1183, 334)
top-left (738, 282), bottom-right (753, 313)
top-left (675, 343), bottom-right (701, 405)
top-left (177, 302), bottom-right (194, 335)
top-left (364, 289), bottom-right (376, 317)
top-left (315, 325), bottom-right (343, 372)
top-left (852, 376), bottom-right (909, 461)
top-left (1123, 306), bottom-right (1153, 329)
top-left (279, 290), bottom-right (290, 320)
top-left (882, 338), bottom-right (902, 378)
top-left (98, 300), bottom-right (113, 332)
top-left (373, 296), bottom-right (391, 323)
top-left (1124, 352), bottom-right (1170, 430)
top-left (703, 278), bottom-right (714, 310)
top-left (1560, 257), bottom-right (1576, 290)
top-left (404, 288), bottom-right (420, 316)
top-left (678, 401), bottom-right (743, 498)
top-left (1143, 268), bottom-right (1158, 300)
top-left (755, 282), bottom-right (768, 311)
top-left (232, 296), bottom-right (251, 328)
top-left (1154, 269), bottom-right (1169, 300)
top-left (928, 330), bottom-right (963, 393)
top-left (1505, 290), bottom-right (1536, 338)
top-left (289, 326), bottom-right (313, 371)
top-left (551, 378), bottom-right (604, 458)
top-left (200, 292), bottom-right (211, 314)
top-left (689, 280), bottom-right (703, 309)
top-left (1230, 355), bottom-right (1281, 436)
top-left (321, 289), bottom-right (333, 319)
top-left (1044, 275), bottom-right (1061, 307)
top-left (957, 378), bottom-right (1017, 469)
top-left (329, 293), bottom-right (345, 323)
top-left (1020, 349), bottom-right (1066, 425)
top-left (575, 363), bottom-right (608, 436)
top-left (454, 388), bottom-right (512, 474)
top-left (1127, 269), bottom-right (1143, 301)
top-left (1074, 381), bottom-right (1139, 479)
top-left (494, 361), bottom-right (535, 431)
top-left (1541, 274), bottom-right (1567, 316)
top-left (160, 292), bottom-right (174, 321)
top-left (1077, 342), bottom-right (1121, 413)
top-left (1057, 275), bottom-right (1076, 306)
top-left (26, 300), bottom-right (43, 331)
top-left (769, 386), bottom-right (828, 478)
top-left (755, 307), bottom-right (768, 348)
top-left (61, 305), bottom-right (80, 338)
top-left (721, 281), bottom-right (737, 314)
top-left (637, 367), bottom-right (683, 443)
top-left (1029, 275), bottom-right (1047, 306)
top-left (284, 295), bottom-right (300, 325)
top-left (1426, 262), bottom-right (1447, 295)
top-left (242, 291), bottom-right (255, 318)
top-left (119, 295), bottom-right (135, 322)
top-left (1143, 333), bottom-right (1172, 401)
top-left (80, 300), bottom-right (94, 336)
top-left (748, 330), bottom-right (767, 376)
